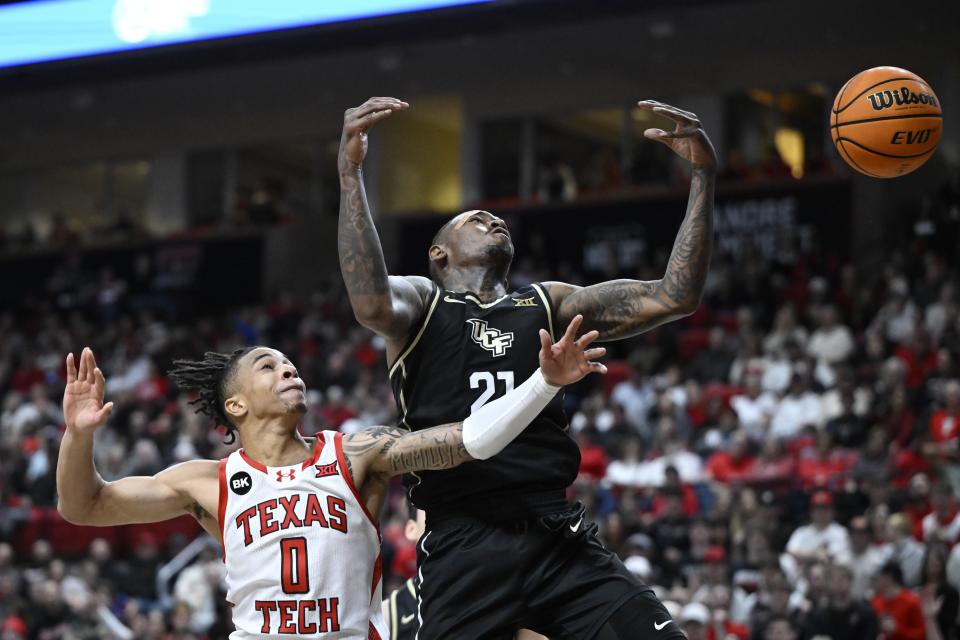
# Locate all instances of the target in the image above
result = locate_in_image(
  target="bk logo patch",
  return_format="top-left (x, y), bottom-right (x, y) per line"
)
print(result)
top-left (467, 319), bottom-right (514, 357)
top-left (314, 461), bottom-right (339, 478)
top-left (229, 471), bottom-right (252, 495)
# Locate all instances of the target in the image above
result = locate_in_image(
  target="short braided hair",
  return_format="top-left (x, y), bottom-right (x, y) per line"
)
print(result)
top-left (167, 347), bottom-right (254, 444)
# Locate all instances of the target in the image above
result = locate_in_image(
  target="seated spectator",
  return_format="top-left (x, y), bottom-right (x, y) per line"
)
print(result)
top-left (895, 328), bottom-right (940, 391)
top-left (928, 381), bottom-right (960, 496)
top-left (763, 305), bottom-right (809, 360)
top-left (824, 386), bottom-right (870, 447)
top-left (872, 561), bottom-right (926, 640)
top-left (680, 601), bottom-right (710, 640)
top-left (689, 327), bottom-right (735, 384)
top-left (746, 438), bottom-right (794, 488)
top-left (576, 429), bottom-right (608, 481)
top-left (609, 363), bottom-right (656, 441)
top-left (603, 437), bottom-right (646, 488)
top-left (729, 374), bottom-right (777, 439)
top-left (783, 491), bottom-right (851, 576)
top-left (796, 431), bottom-right (852, 491)
top-left (651, 465), bottom-right (699, 517)
top-left (849, 515), bottom-right (893, 600)
top-left (750, 572), bottom-right (804, 640)
top-left (807, 304), bottom-right (855, 365)
top-left (770, 371), bottom-right (823, 440)
top-left (705, 430), bottom-right (756, 484)
top-left (920, 545), bottom-right (960, 640)
top-left (887, 513), bottom-right (927, 588)
top-left (803, 562), bottom-right (879, 639)
top-left (764, 615), bottom-right (800, 640)
top-left (922, 483), bottom-right (960, 547)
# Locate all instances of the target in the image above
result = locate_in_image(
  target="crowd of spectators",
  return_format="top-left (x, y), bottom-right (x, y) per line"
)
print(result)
top-left (1, 196), bottom-right (959, 639)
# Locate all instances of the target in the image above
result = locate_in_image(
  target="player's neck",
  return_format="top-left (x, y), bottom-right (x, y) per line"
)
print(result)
top-left (441, 266), bottom-right (508, 301)
top-left (238, 420), bottom-right (312, 467)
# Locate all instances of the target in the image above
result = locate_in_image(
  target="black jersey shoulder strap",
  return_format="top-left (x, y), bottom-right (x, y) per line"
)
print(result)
top-left (529, 282), bottom-right (557, 340)
top-left (388, 283), bottom-right (442, 380)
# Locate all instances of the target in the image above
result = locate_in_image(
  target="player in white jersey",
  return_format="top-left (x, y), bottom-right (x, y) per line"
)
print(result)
top-left (56, 315), bottom-right (606, 639)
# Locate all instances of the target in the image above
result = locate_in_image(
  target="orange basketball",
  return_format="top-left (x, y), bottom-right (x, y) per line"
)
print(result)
top-left (831, 66), bottom-right (942, 178)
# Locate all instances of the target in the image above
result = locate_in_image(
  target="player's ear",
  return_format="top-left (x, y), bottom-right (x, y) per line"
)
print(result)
top-left (224, 393), bottom-right (247, 420)
top-left (428, 244), bottom-right (447, 268)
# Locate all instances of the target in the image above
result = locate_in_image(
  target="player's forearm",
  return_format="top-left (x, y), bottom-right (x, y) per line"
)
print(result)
top-left (659, 167), bottom-right (714, 313)
top-left (337, 167), bottom-right (392, 324)
top-left (56, 430), bottom-right (107, 524)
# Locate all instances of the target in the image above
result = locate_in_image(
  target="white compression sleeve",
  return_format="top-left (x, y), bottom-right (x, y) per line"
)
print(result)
top-left (461, 368), bottom-right (560, 460)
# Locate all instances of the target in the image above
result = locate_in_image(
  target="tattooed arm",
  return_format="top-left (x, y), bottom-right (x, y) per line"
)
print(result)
top-left (337, 97), bottom-right (431, 341)
top-left (546, 100), bottom-right (717, 341)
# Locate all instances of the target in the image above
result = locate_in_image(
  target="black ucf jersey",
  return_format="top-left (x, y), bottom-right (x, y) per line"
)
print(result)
top-left (389, 283), bottom-right (579, 518)
top-left (385, 578), bottom-right (418, 640)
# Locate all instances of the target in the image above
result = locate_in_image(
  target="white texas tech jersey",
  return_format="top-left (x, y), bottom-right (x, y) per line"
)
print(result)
top-left (218, 431), bottom-right (387, 639)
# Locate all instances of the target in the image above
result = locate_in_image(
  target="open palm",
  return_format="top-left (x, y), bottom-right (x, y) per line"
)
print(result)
top-left (63, 348), bottom-right (114, 433)
top-left (539, 315), bottom-right (608, 387)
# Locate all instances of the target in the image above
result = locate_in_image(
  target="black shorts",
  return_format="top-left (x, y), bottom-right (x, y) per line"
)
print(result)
top-left (415, 504), bottom-right (684, 640)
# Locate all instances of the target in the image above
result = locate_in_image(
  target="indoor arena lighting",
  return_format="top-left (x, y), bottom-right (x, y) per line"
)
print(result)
top-left (0, 0), bottom-right (491, 69)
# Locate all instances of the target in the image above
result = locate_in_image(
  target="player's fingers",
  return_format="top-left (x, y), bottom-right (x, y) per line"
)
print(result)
top-left (643, 128), bottom-right (676, 141)
top-left (85, 349), bottom-right (98, 384)
top-left (94, 367), bottom-right (106, 394)
top-left (582, 347), bottom-right (606, 361)
top-left (576, 329), bottom-right (601, 348)
top-left (562, 315), bottom-right (583, 344)
top-left (96, 402), bottom-right (114, 422)
top-left (350, 99), bottom-right (407, 120)
top-left (587, 361), bottom-right (609, 375)
top-left (652, 105), bottom-right (698, 125)
top-left (357, 109), bottom-right (398, 129)
top-left (78, 347), bottom-right (89, 382)
top-left (66, 353), bottom-right (77, 382)
top-left (539, 328), bottom-right (553, 353)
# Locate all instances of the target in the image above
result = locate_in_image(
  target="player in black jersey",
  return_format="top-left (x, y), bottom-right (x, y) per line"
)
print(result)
top-left (338, 96), bottom-right (716, 639)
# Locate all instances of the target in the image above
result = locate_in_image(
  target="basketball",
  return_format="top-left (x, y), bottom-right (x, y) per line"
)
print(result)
top-left (831, 66), bottom-right (942, 178)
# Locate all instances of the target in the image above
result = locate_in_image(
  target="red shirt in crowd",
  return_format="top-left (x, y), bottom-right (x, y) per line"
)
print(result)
top-left (707, 619), bottom-right (750, 640)
top-left (705, 452), bottom-right (756, 483)
top-left (931, 410), bottom-right (960, 448)
top-left (578, 443), bottom-right (608, 481)
top-left (872, 588), bottom-right (926, 640)
top-left (894, 345), bottom-right (939, 390)
top-left (651, 484), bottom-right (700, 517)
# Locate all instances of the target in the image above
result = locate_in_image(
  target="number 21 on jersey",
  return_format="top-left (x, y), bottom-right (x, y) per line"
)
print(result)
top-left (469, 371), bottom-right (514, 413)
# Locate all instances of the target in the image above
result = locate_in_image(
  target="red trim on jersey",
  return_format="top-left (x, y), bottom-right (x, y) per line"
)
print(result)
top-left (333, 432), bottom-right (379, 530)
top-left (301, 436), bottom-right (325, 470)
top-left (238, 448), bottom-right (268, 473)
top-left (217, 457), bottom-right (229, 561)
top-left (371, 553), bottom-right (382, 600)
top-left (368, 622), bottom-right (383, 640)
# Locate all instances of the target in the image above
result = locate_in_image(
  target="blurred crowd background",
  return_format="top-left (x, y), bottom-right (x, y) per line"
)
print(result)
top-left (0, 1), bottom-right (958, 639)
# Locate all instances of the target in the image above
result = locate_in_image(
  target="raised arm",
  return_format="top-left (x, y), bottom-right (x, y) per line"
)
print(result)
top-left (342, 315), bottom-right (607, 485)
top-left (337, 97), bottom-right (430, 341)
top-left (546, 100), bottom-right (716, 341)
top-left (56, 348), bottom-right (216, 529)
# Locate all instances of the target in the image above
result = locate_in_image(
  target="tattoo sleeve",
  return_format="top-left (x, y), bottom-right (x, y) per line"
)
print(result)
top-left (338, 168), bottom-right (391, 303)
top-left (342, 424), bottom-right (472, 480)
top-left (556, 168), bottom-right (715, 341)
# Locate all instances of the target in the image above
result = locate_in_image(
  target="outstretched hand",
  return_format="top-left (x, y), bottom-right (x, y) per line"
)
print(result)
top-left (539, 315), bottom-right (607, 387)
top-left (637, 99), bottom-right (717, 170)
top-left (63, 347), bottom-right (114, 434)
top-left (338, 97), bottom-right (409, 172)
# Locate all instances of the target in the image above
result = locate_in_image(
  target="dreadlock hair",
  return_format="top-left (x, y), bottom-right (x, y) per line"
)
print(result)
top-left (168, 347), bottom-right (255, 445)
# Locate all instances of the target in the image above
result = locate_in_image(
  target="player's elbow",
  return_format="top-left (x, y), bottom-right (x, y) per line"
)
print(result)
top-left (673, 295), bottom-right (702, 317)
top-left (57, 500), bottom-right (92, 525)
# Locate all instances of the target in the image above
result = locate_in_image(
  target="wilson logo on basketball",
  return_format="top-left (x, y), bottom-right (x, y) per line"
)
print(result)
top-left (467, 319), bottom-right (514, 357)
top-left (867, 87), bottom-right (938, 111)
